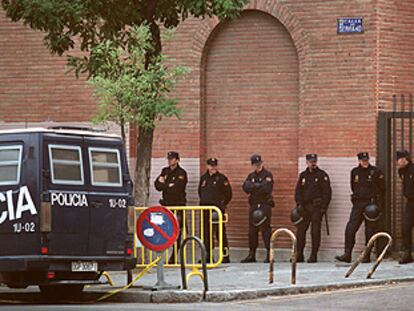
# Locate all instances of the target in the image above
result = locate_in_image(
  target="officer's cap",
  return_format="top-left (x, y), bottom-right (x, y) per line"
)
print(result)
top-left (396, 150), bottom-right (410, 160)
top-left (250, 154), bottom-right (262, 165)
top-left (306, 154), bottom-right (318, 161)
top-left (167, 151), bottom-right (179, 160)
top-left (207, 157), bottom-right (218, 166)
top-left (357, 152), bottom-right (369, 160)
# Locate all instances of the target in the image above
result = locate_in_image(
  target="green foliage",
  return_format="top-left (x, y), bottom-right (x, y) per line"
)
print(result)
top-left (87, 25), bottom-right (190, 129)
top-left (1, 0), bottom-right (248, 56)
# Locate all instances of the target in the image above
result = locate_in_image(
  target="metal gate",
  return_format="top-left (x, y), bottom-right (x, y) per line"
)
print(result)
top-left (377, 94), bottom-right (414, 250)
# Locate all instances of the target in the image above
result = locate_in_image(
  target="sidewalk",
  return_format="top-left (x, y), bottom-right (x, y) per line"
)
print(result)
top-left (88, 260), bottom-right (414, 303)
top-left (1, 260), bottom-right (413, 303)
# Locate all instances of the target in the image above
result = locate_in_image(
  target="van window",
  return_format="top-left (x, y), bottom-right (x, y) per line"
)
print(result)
top-left (89, 148), bottom-right (122, 187)
top-left (48, 145), bottom-right (84, 185)
top-left (0, 145), bottom-right (23, 185)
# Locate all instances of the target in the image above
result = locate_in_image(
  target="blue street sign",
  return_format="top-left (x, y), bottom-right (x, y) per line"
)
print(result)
top-left (338, 17), bottom-right (363, 34)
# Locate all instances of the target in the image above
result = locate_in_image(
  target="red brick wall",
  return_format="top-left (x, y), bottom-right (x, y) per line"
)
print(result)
top-left (377, 0), bottom-right (414, 110)
top-left (0, 11), bottom-right (96, 122)
top-left (154, 0), bottom-right (379, 159)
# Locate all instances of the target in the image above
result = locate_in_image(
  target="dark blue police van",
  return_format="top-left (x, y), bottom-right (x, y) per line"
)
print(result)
top-left (0, 127), bottom-right (136, 295)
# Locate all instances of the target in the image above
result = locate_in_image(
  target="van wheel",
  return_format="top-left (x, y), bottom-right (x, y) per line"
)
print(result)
top-left (39, 284), bottom-right (84, 299)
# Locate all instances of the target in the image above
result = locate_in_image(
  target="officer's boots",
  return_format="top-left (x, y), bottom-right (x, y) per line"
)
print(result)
top-left (241, 249), bottom-right (256, 263)
top-left (335, 250), bottom-right (352, 263)
top-left (307, 251), bottom-right (317, 263)
top-left (222, 254), bottom-right (230, 264)
top-left (295, 253), bottom-right (305, 263)
top-left (399, 251), bottom-right (413, 264)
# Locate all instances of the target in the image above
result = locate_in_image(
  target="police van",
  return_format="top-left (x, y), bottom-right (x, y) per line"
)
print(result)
top-left (0, 127), bottom-right (136, 295)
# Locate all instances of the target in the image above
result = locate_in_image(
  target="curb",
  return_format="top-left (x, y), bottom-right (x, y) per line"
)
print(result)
top-left (1, 276), bottom-right (414, 304)
top-left (99, 276), bottom-right (414, 303)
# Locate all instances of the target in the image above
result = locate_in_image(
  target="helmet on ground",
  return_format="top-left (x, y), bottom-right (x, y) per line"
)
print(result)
top-left (252, 209), bottom-right (267, 227)
top-left (290, 207), bottom-right (304, 226)
top-left (363, 204), bottom-right (380, 222)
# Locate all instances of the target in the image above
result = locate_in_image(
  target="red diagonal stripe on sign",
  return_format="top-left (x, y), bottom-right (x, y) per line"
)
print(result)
top-left (144, 215), bottom-right (171, 241)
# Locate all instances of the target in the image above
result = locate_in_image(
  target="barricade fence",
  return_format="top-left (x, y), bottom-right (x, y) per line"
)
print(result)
top-left (134, 206), bottom-right (226, 269)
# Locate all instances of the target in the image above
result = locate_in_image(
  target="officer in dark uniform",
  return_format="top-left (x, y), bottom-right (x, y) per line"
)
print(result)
top-left (336, 152), bottom-right (385, 263)
top-left (199, 158), bottom-right (232, 263)
top-left (396, 150), bottom-right (414, 264)
top-left (295, 154), bottom-right (332, 263)
top-left (154, 151), bottom-right (188, 263)
top-left (241, 154), bottom-right (274, 263)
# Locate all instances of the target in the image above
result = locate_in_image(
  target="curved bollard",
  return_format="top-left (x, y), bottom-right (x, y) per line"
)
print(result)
top-left (345, 232), bottom-right (392, 279)
top-left (180, 236), bottom-right (209, 300)
top-left (269, 228), bottom-right (297, 285)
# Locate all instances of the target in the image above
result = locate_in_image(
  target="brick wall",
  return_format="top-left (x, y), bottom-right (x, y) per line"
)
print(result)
top-left (0, 11), bottom-right (96, 122)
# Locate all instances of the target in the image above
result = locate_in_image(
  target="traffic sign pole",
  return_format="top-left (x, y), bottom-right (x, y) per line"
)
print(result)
top-left (137, 206), bottom-right (181, 291)
top-left (154, 252), bottom-right (180, 290)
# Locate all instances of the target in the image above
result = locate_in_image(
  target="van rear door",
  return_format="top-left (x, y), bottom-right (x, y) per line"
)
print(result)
top-left (42, 134), bottom-right (89, 256)
top-left (0, 135), bottom-right (40, 256)
top-left (84, 137), bottom-right (131, 257)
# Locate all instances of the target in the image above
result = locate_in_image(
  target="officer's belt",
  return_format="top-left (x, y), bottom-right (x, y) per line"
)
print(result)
top-left (353, 197), bottom-right (374, 202)
top-left (302, 198), bottom-right (322, 204)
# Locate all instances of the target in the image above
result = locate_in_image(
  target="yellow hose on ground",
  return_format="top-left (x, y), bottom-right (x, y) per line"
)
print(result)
top-left (95, 256), bottom-right (161, 302)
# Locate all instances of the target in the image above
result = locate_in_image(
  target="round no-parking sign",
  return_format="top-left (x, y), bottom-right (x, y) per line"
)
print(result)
top-left (136, 206), bottom-right (180, 252)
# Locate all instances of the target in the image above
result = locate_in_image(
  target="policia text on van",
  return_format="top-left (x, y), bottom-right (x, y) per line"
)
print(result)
top-left (0, 128), bottom-right (136, 296)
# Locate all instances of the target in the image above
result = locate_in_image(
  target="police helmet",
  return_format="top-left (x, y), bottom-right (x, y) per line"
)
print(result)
top-left (252, 209), bottom-right (267, 227)
top-left (363, 204), bottom-right (380, 222)
top-left (290, 207), bottom-right (304, 226)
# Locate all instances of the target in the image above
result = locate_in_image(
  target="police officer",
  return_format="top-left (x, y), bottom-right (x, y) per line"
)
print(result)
top-left (241, 154), bottom-right (274, 263)
top-left (336, 152), bottom-right (385, 263)
top-left (199, 158), bottom-right (232, 263)
top-left (295, 154), bottom-right (332, 263)
top-left (396, 150), bottom-right (414, 264)
top-left (154, 151), bottom-right (188, 263)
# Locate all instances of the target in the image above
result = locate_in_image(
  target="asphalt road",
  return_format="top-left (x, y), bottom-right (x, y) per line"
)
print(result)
top-left (1, 281), bottom-right (413, 311)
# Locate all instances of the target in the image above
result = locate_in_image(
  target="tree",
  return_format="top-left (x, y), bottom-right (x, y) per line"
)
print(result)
top-left (1, 0), bottom-right (248, 206)
top-left (87, 25), bottom-right (189, 143)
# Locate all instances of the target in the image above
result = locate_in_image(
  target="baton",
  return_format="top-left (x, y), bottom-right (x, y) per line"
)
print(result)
top-left (324, 211), bottom-right (330, 236)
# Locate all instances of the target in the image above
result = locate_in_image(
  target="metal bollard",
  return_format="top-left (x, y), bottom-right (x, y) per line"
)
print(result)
top-left (345, 232), bottom-right (392, 279)
top-left (269, 228), bottom-right (297, 285)
top-left (180, 236), bottom-right (209, 300)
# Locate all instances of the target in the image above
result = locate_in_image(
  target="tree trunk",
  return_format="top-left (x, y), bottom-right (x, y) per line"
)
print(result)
top-left (134, 126), bottom-right (154, 207)
top-left (120, 119), bottom-right (126, 143)
top-left (134, 3), bottom-right (160, 208)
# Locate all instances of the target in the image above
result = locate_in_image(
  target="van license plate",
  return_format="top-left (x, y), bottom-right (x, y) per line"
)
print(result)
top-left (71, 261), bottom-right (98, 272)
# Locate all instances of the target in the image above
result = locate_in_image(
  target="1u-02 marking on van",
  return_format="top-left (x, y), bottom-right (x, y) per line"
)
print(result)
top-left (13, 221), bottom-right (35, 233)
top-left (109, 198), bottom-right (127, 209)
